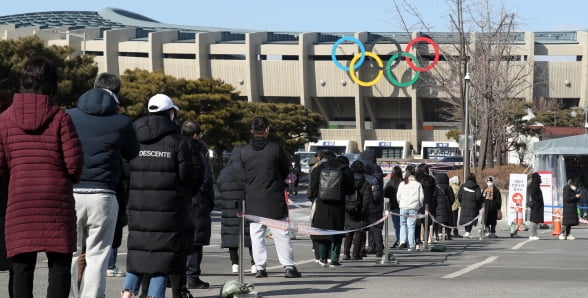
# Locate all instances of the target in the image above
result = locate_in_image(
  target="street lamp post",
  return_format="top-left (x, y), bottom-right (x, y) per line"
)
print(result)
top-left (463, 71), bottom-right (471, 183)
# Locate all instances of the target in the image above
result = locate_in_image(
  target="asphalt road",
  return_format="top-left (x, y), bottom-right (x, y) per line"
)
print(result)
top-left (1, 185), bottom-right (587, 298)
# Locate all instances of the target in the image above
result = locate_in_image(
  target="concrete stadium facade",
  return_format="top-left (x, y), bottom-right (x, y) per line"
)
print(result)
top-left (2, 8), bottom-right (587, 159)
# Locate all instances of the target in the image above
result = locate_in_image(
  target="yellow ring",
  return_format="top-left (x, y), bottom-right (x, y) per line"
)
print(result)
top-left (348, 51), bottom-right (383, 87)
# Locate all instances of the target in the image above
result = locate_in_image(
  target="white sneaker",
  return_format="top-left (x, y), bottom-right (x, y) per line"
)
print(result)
top-left (232, 264), bottom-right (239, 273)
top-left (559, 234), bottom-right (566, 240)
top-left (567, 234), bottom-right (576, 240)
top-left (106, 267), bottom-right (125, 277)
top-left (250, 265), bottom-right (257, 274)
top-left (529, 236), bottom-right (540, 240)
top-left (464, 232), bottom-right (470, 238)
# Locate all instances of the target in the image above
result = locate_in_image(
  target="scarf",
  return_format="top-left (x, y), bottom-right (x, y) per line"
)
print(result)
top-left (483, 186), bottom-right (494, 200)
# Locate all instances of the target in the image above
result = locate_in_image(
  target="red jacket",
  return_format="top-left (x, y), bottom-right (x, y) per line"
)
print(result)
top-left (0, 93), bottom-right (83, 257)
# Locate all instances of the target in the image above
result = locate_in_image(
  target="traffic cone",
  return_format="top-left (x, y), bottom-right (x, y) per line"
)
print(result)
top-left (552, 209), bottom-right (562, 236)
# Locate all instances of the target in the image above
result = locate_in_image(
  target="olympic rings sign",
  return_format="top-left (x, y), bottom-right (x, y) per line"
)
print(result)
top-left (330, 36), bottom-right (440, 87)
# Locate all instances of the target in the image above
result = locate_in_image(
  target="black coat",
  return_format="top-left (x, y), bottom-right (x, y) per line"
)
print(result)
top-left (527, 174), bottom-right (544, 224)
top-left (458, 180), bottom-right (483, 226)
top-left (433, 173), bottom-right (454, 225)
top-left (482, 186), bottom-right (502, 226)
top-left (127, 115), bottom-right (193, 275)
top-left (310, 158), bottom-right (354, 241)
top-left (344, 174), bottom-right (372, 231)
top-left (241, 136), bottom-right (290, 220)
top-left (562, 185), bottom-right (580, 226)
top-left (384, 177), bottom-right (401, 210)
top-left (217, 147), bottom-right (251, 248)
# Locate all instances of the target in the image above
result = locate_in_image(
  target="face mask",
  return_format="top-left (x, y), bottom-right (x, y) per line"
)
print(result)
top-left (487, 182), bottom-right (493, 187)
top-left (571, 186), bottom-right (577, 191)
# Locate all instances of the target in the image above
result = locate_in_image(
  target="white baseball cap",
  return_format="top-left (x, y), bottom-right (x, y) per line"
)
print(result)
top-left (148, 94), bottom-right (179, 113)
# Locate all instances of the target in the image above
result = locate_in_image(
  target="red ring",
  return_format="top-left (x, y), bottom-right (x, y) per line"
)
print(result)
top-left (404, 36), bottom-right (440, 72)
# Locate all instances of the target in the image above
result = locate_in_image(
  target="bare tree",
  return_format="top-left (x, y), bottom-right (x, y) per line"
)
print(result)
top-left (393, 0), bottom-right (536, 169)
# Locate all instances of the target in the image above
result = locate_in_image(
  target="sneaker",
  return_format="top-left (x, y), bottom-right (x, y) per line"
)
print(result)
top-left (251, 265), bottom-right (257, 274)
top-left (343, 254), bottom-right (351, 260)
top-left (559, 234), bottom-right (566, 240)
top-left (255, 269), bottom-right (268, 278)
top-left (489, 233), bottom-right (497, 238)
top-left (329, 261), bottom-right (343, 268)
top-left (464, 232), bottom-right (471, 238)
top-left (529, 236), bottom-right (540, 240)
top-left (398, 242), bottom-right (406, 249)
top-left (567, 234), bottom-right (576, 240)
top-left (232, 264), bottom-right (239, 273)
top-left (318, 259), bottom-right (328, 267)
top-left (407, 248), bottom-right (414, 252)
top-left (285, 266), bottom-right (302, 278)
top-left (186, 278), bottom-right (209, 289)
top-left (415, 244), bottom-right (420, 250)
top-left (106, 267), bottom-right (125, 277)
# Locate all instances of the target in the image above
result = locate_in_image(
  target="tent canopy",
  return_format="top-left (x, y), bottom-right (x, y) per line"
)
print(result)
top-left (533, 134), bottom-right (588, 155)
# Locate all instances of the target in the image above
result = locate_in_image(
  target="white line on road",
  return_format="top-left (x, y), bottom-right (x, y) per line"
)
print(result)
top-left (511, 239), bottom-right (533, 250)
top-left (441, 256), bottom-right (498, 279)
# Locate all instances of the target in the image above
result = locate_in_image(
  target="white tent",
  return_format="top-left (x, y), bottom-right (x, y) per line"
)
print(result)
top-left (533, 134), bottom-right (588, 204)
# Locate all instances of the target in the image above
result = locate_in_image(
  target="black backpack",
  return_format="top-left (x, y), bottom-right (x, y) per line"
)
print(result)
top-left (346, 182), bottom-right (367, 217)
top-left (318, 164), bottom-right (346, 202)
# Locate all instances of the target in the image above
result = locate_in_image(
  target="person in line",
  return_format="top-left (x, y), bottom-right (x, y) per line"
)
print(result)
top-left (527, 172), bottom-right (544, 240)
top-left (432, 173), bottom-right (454, 241)
top-left (181, 121), bottom-right (213, 291)
top-left (241, 117), bottom-right (301, 278)
top-left (121, 94), bottom-right (193, 298)
top-left (107, 160), bottom-right (130, 278)
top-left (384, 166), bottom-right (403, 248)
top-left (309, 153), bottom-right (354, 267)
top-left (482, 176), bottom-right (501, 238)
top-left (449, 176), bottom-right (462, 238)
top-left (217, 146), bottom-right (256, 274)
top-left (415, 164), bottom-right (436, 245)
top-left (359, 150), bottom-right (384, 257)
top-left (560, 179), bottom-right (581, 240)
top-left (0, 57), bottom-right (84, 298)
top-left (308, 150), bottom-right (326, 262)
top-left (67, 72), bottom-right (140, 298)
top-left (458, 173), bottom-right (484, 238)
top-left (396, 166), bottom-right (424, 251)
top-left (343, 160), bottom-right (372, 260)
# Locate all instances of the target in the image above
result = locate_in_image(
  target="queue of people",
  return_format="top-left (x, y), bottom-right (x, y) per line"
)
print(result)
top-left (0, 56), bottom-right (586, 297)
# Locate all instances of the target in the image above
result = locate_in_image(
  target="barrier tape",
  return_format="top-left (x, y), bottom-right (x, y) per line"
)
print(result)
top-left (241, 208), bottom-right (484, 236)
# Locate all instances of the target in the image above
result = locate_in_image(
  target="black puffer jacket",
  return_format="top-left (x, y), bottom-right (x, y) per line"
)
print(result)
top-left (67, 88), bottom-right (139, 191)
top-left (217, 147), bottom-right (251, 248)
top-left (562, 184), bottom-right (580, 226)
top-left (126, 115), bottom-right (193, 275)
top-left (458, 180), bottom-right (483, 226)
top-left (433, 173), bottom-right (454, 225)
top-left (192, 140), bottom-right (214, 247)
top-left (241, 136), bottom-right (290, 220)
top-left (344, 173), bottom-right (371, 231)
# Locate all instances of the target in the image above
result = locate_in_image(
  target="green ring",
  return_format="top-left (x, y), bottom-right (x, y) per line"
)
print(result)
top-left (385, 52), bottom-right (421, 87)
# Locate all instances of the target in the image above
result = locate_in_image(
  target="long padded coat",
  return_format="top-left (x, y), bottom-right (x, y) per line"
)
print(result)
top-left (458, 180), bottom-right (483, 226)
top-left (0, 93), bottom-right (83, 257)
top-left (527, 173), bottom-right (544, 224)
top-left (126, 115), bottom-right (193, 274)
top-left (562, 184), bottom-right (580, 226)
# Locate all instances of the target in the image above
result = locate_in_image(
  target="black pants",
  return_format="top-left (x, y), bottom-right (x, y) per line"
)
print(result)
top-left (186, 245), bottom-right (203, 283)
top-left (12, 251), bottom-right (72, 298)
top-left (229, 247), bottom-right (254, 265)
top-left (564, 225), bottom-right (572, 236)
top-left (343, 231), bottom-right (363, 257)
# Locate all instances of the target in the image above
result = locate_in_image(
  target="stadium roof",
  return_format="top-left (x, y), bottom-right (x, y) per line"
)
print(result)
top-left (0, 7), bottom-right (250, 33)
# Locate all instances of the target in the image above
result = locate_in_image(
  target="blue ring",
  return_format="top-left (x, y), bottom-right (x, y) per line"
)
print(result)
top-left (331, 36), bottom-right (366, 71)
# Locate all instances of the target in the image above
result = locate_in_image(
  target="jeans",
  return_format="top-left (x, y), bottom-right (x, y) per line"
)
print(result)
top-left (122, 272), bottom-right (166, 298)
top-left (12, 252), bottom-right (72, 298)
top-left (391, 208), bottom-right (400, 244)
top-left (399, 209), bottom-right (418, 249)
top-left (107, 248), bottom-right (117, 269)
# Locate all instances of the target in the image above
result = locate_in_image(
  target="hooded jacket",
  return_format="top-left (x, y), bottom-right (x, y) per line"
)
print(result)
top-left (527, 173), bottom-right (544, 224)
top-left (397, 175), bottom-right (424, 210)
top-left (67, 88), bottom-right (139, 191)
top-left (458, 179), bottom-right (483, 225)
top-left (0, 93), bottom-right (83, 257)
top-left (241, 136), bottom-right (290, 219)
top-left (126, 115), bottom-right (193, 274)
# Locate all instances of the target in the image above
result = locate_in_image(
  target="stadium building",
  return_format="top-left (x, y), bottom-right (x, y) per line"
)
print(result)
top-left (1, 7), bottom-right (586, 160)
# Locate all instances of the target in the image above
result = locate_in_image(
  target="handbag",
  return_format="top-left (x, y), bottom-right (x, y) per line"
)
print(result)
top-left (497, 209), bottom-right (503, 220)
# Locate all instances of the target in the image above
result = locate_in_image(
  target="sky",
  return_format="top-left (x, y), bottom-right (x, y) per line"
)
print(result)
top-left (2, 0), bottom-right (587, 33)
